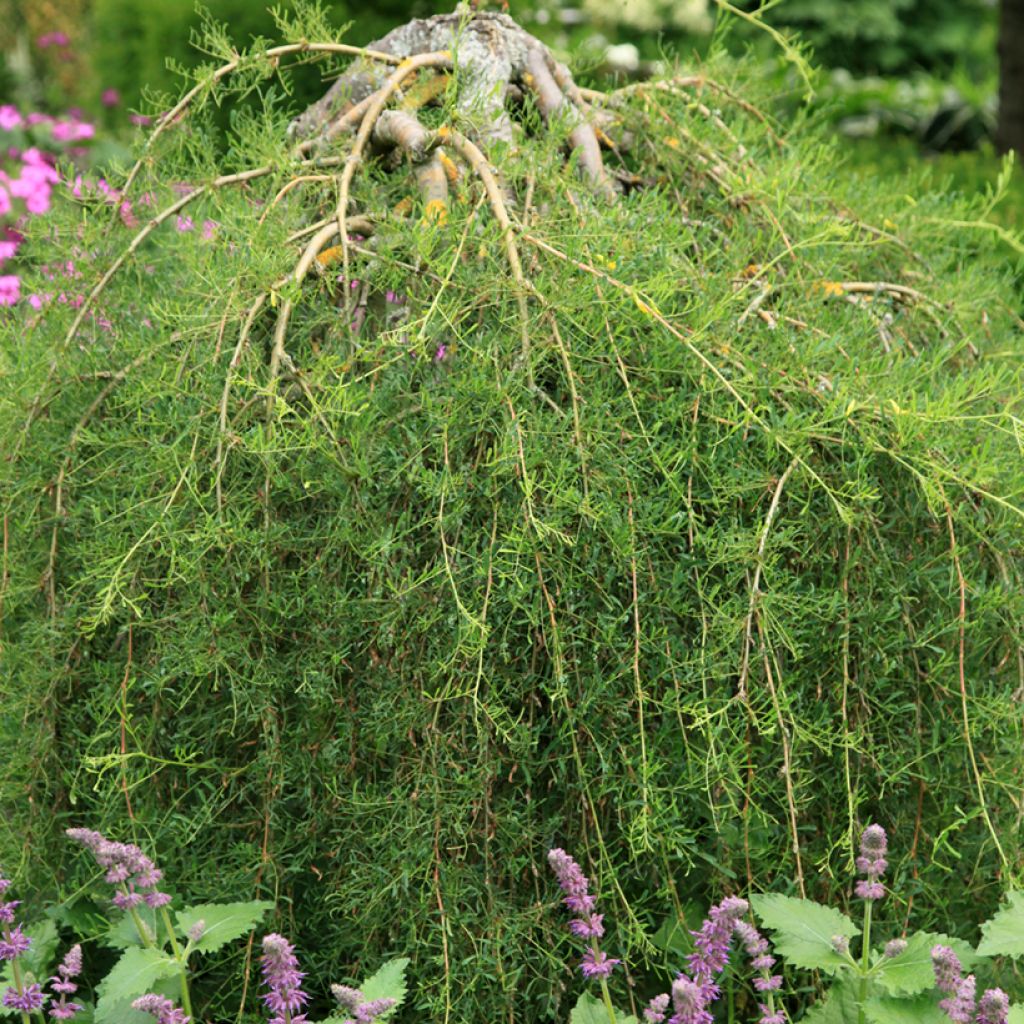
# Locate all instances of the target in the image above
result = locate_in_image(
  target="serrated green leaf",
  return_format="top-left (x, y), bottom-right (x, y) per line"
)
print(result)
top-left (175, 900), bottom-right (273, 954)
top-left (977, 891), bottom-right (1024, 958)
top-left (569, 991), bottom-right (637, 1024)
top-left (864, 993), bottom-right (948, 1024)
top-left (95, 947), bottom-right (181, 1016)
top-left (875, 931), bottom-right (976, 996)
top-left (359, 956), bottom-right (411, 1013)
top-left (799, 981), bottom-right (861, 1024)
top-left (95, 975), bottom-right (181, 1024)
top-left (751, 894), bottom-right (859, 976)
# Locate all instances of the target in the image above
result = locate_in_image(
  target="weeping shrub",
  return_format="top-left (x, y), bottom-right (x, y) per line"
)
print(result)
top-left (1, 5), bottom-right (1023, 1022)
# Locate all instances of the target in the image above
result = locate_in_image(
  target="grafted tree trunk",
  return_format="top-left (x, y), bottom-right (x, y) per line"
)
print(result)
top-left (997, 0), bottom-right (1024, 154)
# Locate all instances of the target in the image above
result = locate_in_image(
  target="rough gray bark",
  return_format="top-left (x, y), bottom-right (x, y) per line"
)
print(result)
top-left (997, 0), bottom-right (1024, 154)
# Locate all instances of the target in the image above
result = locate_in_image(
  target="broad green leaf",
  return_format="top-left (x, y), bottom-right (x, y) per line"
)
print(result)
top-left (1008, 1004), bottom-right (1024, 1024)
top-left (95, 975), bottom-right (180, 1024)
top-left (569, 991), bottom-right (637, 1024)
top-left (864, 993), bottom-right (948, 1024)
top-left (977, 891), bottom-right (1024, 958)
top-left (175, 900), bottom-right (273, 954)
top-left (0, 918), bottom-right (60, 1013)
top-left (875, 931), bottom-right (976, 996)
top-left (95, 947), bottom-right (181, 1020)
top-left (359, 956), bottom-right (411, 1012)
top-left (797, 980), bottom-right (861, 1024)
top-left (46, 897), bottom-right (108, 938)
top-left (751, 894), bottom-right (859, 976)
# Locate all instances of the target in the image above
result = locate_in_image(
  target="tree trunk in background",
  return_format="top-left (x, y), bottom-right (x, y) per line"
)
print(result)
top-left (997, 0), bottom-right (1024, 153)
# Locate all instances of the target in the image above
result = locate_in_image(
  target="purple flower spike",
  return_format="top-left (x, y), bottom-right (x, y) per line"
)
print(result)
top-left (0, 923), bottom-right (32, 960)
top-left (758, 1008), bottom-right (785, 1024)
top-left (686, 896), bottom-right (748, 1003)
top-left (931, 945), bottom-right (963, 993)
top-left (669, 977), bottom-right (712, 1024)
top-left (261, 933), bottom-right (310, 1024)
top-left (66, 828), bottom-right (169, 916)
top-left (47, 943), bottom-right (84, 1019)
top-left (548, 848), bottom-right (622, 980)
top-left (854, 824), bottom-right (887, 901)
top-left (644, 993), bottom-right (670, 1022)
top-left (580, 947), bottom-right (621, 978)
top-left (3, 983), bottom-right (45, 1011)
top-left (132, 993), bottom-right (190, 1024)
top-left (977, 988), bottom-right (1009, 1024)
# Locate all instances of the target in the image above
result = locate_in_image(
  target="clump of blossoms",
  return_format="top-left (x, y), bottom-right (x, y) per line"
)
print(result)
top-left (548, 849), bottom-right (621, 981)
top-left (854, 825), bottom-right (887, 902)
top-left (931, 946), bottom-right (1008, 1024)
top-left (132, 993), bottom-right (190, 1024)
top-left (330, 984), bottom-right (397, 1024)
top-left (643, 897), bottom-right (752, 1024)
top-left (261, 933), bottom-right (310, 1024)
top-left (48, 944), bottom-right (84, 1020)
top-left (1, 870), bottom-right (46, 1014)
top-left (65, 828), bottom-right (171, 911)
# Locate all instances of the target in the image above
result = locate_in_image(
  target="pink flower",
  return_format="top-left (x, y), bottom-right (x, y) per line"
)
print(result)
top-left (129, 114), bottom-right (152, 127)
top-left (176, 216), bottom-right (194, 233)
top-left (201, 219), bottom-right (217, 240)
top-left (435, 344), bottom-right (447, 361)
top-left (0, 275), bottom-right (21, 305)
top-left (0, 240), bottom-right (18, 263)
top-left (0, 106), bottom-right (22, 132)
top-left (36, 32), bottom-right (70, 48)
top-left (101, 89), bottom-right (120, 108)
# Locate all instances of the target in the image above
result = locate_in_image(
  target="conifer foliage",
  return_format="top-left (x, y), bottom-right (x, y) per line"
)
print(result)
top-left (1, 4), bottom-right (1022, 1021)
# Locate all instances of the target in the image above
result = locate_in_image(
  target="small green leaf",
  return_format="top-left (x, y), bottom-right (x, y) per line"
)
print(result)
top-left (875, 932), bottom-right (976, 996)
top-left (359, 956), bottom-right (411, 1012)
top-left (569, 991), bottom-right (637, 1024)
top-left (175, 900), bottom-right (273, 954)
top-left (864, 993), bottom-right (949, 1024)
top-left (95, 947), bottom-right (181, 1020)
top-left (750, 894), bottom-right (859, 976)
top-left (1007, 1004), bottom-right (1024, 1024)
top-left (978, 891), bottom-right (1024, 958)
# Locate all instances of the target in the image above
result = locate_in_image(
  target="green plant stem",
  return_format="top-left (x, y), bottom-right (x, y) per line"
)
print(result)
top-left (123, 890), bottom-right (154, 948)
top-left (10, 959), bottom-right (31, 1024)
top-left (160, 906), bottom-right (193, 1019)
top-left (599, 978), bottom-right (618, 1024)
top-left (858, 900), bottom-right (873, 1024)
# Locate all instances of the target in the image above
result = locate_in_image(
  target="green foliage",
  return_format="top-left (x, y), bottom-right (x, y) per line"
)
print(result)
top-left (1, 6), bottom-right (1023, 1024)
top-left (569, 992), bottom-right (637, 1024)
top-left (94, 948), bottom-right (181, 1023)
top-left (750, 895), bottom-right (858, 975)
top-left (873, 932), bottom-right (973, 996)
top-left (977, 892), bottom-right (1024, 958)
top-left (358, 957), bottom-right (411, 1010)
top-left (175, 899), bottom-right (274, 953)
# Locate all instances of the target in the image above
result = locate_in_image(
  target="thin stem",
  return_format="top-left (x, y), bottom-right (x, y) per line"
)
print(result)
top-left (599, 977), bottom-right (618, 1024)
top-left (10, 958), bottom-right (31, 1024)
top-left (160, 906), bottom-right (193, 1019)
top-left (126, 901), bottom-right (155, 948)
top-left (858, 900), bottom-right (873, 1024)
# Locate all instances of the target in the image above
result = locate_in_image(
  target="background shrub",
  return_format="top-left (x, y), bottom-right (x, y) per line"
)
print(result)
top-left (1, 9), bottom-right (1022, 1023)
